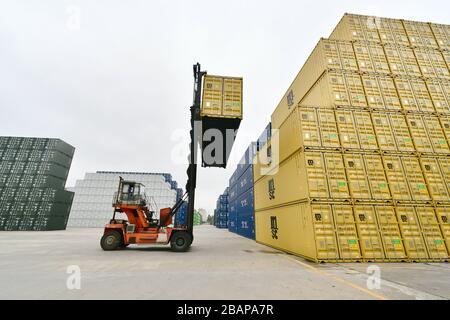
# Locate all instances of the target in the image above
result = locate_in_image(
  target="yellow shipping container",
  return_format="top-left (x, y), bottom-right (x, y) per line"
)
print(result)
top-left (201, 75), bottom-right (243, 119)
top-left (354, 206), bottom-right (386, 260)
top-left (253, 139), bottom-right (276, 184)
top-left (299, 72), bottom-right (445, 115)
top-left (406, 115), bottom-right (434, 153)
top-left (332, 205), bottom-right (362, 260)
top-left (395, 206), bottom-right (429, 260)
top-left (374, 206), bottom-right (408, 260)
top-left (255, 202), bottom-right (340, 263)
top-left (423, 115), bottom-right (450, 154)
top-left (353, 111), bottom-right (378, 150)
top-left (362, 75), bottom-right (385, 110)
top-left (362, 155), bottom-right (391, 200)
top-left (343, 154), bottom-right (371, 199)
top-left (253, 151), bottom-right (329, 211)
top-left (270, 39), bottom-right (355, 129)
top-left (268, 34), bottom-right (450, 128)
top-left (440, 117), bottom-right (450, 146)
top-left (330, 14), bottom-right (444, 50)
top-left (269, 107), bottom-right (341, 166)
top-left (427, 81), bottom-right (450, 114)
top-left (299, 71), bottom-right (356, 110)
top-left (416, 48), bottom-right (450, 80)
top-left (323, 153), bottom-right (350, 199)
top-left (402, 20), bottom-right (439, 49)
top-left (435, 207), bottom-right (450, 253)
top-left (388, 114), bottom-right (415, 152)
top-left (255, 202), bottom-right (366, 263)
top-left (222, 78), bottom-right (243, 118)
top-left (438, 158), bottom-right (450, 196)
top-left (201, 76), bottom-right (222, 116)
top-left (420, 157), bottom-right (450, 202)
top-left (430, 23), bottom-right (450, 51)
top-left (378, 76), bottom-right (402, 110)
top-left (402, 156), bottom-right (431, 201)
top-left (271, 106), bottom-right (447, 166)
top-left (378, 18), bottom-right (411, 47)
top-left (371, 112), bottom-right (397, 151)
top-left (336, 110), bottom-right (359, 149)
top-left (255, 202), bottom-right (414, 263)
top-left (330, 14), bottom-right (381, 43)
top-left (415, 206), bottom-right (449, 259)
top-left (382, 155), bottom-right (411, 201)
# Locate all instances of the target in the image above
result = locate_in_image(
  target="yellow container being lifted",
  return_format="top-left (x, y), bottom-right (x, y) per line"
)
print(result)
top-left (201, 75), bottom-right (243, 119)
top-left (200, 75), bottom-right (243, 168)
top-left (254, 13), bottom-right (450, 263)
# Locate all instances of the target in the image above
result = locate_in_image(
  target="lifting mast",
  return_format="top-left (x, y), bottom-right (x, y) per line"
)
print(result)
top-left (164, 63), bottom-right (206, 239)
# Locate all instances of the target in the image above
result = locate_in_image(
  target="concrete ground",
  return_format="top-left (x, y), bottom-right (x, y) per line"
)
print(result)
top-left (0, 225), bottom-right (448, 300)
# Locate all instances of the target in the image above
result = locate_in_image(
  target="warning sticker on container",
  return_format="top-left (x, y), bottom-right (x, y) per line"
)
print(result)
top-left (348, 239), bottom-right (358, 245)
top-left (368, 136), bottom-right (375, 140)
top-left (378, 183), bottom-right (387, 188)
top-left (330, 134), bottom-right (338, 139)
top-left (439, 140), bottom-right (446, 145)
top-left (418, 184), bottom-right (426, 190)
top-left (338, 182), bottom-right (347, 187)
top-left (435, 240), bottom-right (443, 245)
top-left (404, 138), bottom-right (412, 142)
top-left (392, 239), bottom-right (401, 245)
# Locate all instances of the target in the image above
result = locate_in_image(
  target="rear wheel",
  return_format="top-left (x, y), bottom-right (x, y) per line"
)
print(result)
top-left (101, 230), bottom-right (123, 251)
top-left (170, 232), bottom-right (192, 252)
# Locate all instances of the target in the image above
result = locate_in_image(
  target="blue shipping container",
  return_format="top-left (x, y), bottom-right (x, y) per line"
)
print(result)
top-left (215, 220), bottom-right (228, 229)
top-left (174, 201), bottom-right (188, 227)
top-left (229, 168), bottom-right (238, 189)
top-left (235, 142), bottom-right (257, 183)
top-left (236, 187), bottom-right (255, 239)
top-left (228, 183), bottom-right (238, 202)
top-left (237, 211), bottom-right (255, 239)
top-left (237, 165), bottom-right (254, 197)
top-left (236, 187), bottom-right (254, 216)
top-left (257, 123), bottom-right (272, 151)
top-left (228, 200), bottom-right (237, 233)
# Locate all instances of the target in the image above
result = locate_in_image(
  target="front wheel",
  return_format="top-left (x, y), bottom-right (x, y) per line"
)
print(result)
top-left (170, 232), bottom-right (192, 252)
top-left (101, 230), bottom-right (123, 251)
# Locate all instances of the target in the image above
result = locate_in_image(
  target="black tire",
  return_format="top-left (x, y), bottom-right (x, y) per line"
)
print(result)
top-left (170, 232), bottom-right (192, 252)
top-left (100, 230), bottom-right (123, 251)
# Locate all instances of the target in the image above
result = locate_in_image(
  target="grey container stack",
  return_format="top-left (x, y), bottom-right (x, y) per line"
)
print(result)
top-left (0, 136), bottom-right (75, 231)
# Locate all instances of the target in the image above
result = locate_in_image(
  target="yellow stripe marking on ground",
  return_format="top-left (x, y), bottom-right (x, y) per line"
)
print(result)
top-left (284, 255), bottom-right (388, 300)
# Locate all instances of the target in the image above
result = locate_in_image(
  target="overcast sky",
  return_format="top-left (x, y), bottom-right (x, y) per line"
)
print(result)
top-left (1, 0), bottom-right (449, 214)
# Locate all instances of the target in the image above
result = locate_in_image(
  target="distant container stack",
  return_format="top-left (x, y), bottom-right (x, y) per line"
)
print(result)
top-left (67, 172), bottom-right (179, 228)
top-left (0, 136), bottom-right (75, 231)
top-left (194, 210), bottom-right (203, 226)
top-left (214, 189), bottom-right (229, 229)
top-left (173, 202), bottom-right (203, 227)
top-left (174, 201), bottom-right (188, 228)
top-left (254, 14), bottom-right (450, 263)
top-left (228, 142), bottom-right (258, 239)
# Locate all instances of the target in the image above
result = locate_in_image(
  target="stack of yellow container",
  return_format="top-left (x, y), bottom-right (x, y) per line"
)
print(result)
top-left (254, 14), bottom-right (450, 263)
